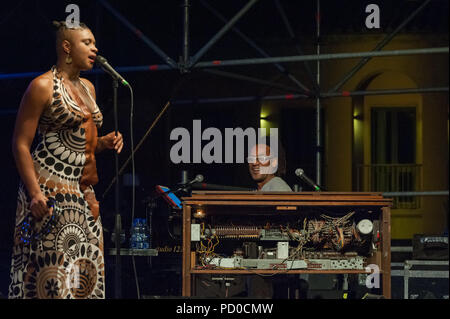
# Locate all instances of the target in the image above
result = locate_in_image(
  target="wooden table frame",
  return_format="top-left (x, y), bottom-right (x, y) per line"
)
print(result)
top-left (182, 191), bottom-right (392, 298)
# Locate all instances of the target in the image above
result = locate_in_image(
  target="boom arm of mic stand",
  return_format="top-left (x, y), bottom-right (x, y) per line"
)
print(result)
top-left (101, 75), bottom-right (191, 200)
top-left (102, 100), bottom-right (171, 199)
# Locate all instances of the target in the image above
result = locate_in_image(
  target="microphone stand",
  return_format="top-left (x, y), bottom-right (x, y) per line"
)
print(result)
top-left (111, 78), bottom-right (122, 299)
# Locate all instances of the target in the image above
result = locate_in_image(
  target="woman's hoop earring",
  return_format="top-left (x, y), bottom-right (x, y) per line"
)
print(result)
top-left (65, 54), bottom-right (72, 64)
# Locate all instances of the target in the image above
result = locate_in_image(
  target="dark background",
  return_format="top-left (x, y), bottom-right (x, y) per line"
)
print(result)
top-left (0, 0), bottom-right (448, 298)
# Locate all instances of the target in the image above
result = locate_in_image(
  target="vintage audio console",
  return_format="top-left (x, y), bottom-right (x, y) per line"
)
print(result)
top-left (181, 192), bottom-right (392, 298)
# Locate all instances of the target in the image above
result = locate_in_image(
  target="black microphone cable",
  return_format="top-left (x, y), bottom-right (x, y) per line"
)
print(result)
top-left (127, 83), bottom-right (136, 237)
top-left (126, 82), bottom-right (141, 300)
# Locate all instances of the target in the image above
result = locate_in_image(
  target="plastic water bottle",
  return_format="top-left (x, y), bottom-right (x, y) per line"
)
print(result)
top-left (130, 218), bottom-right (141, 249)
top-left (130, 218), bottom-right (150, 249)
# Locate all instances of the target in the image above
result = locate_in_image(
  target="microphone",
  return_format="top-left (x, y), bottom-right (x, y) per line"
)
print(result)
top-left (95, 55), bottom-right (129, 86)
top-left (191, 183), bottom-right (253, 191)
top-left (295, 168), bottom-right (322, 191)
top-left (183, 174), bottom-right (204, 186)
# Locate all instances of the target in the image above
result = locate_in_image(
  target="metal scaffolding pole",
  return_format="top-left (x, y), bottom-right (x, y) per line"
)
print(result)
top-left (98, 0), bottom-right (178, 69)
top-left (3, 86), bottom-right (447, 115)
top-left (170, 86), bottom-right (450, 105)
top-left (193, 47), bottom-right (449, 68)
top-left (0, 71), bottom-right (44, 80)
top-left (315, 0), bottom-right (322, 185)
top-left (328, 0), bottom-right (432, 93)
top-left (199, 0), bottom-right (311, 94)
top-left (202, 69), bottom-right (312, 94)
top-left (0, 65), bottom-right (173, 81)
top-left (274, 0), bottom-right (319, 93)
top-left (181, 0), bottom-right (190, 72)
top-left (2, 47), bottom-right (448, 81)
top-left (321, 87), bottom-right (449, 98)
top-left (190, 0), bottom-right (260, 66)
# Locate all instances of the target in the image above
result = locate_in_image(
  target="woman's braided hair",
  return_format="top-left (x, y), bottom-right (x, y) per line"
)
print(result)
top-left (52, 20), bottom-right (89, 48)
top-left (52, 20), bottom-right (88, 30)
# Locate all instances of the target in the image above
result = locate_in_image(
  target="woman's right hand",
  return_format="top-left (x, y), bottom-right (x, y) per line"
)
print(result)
top-left (29, 192), bottom-right (53, 221)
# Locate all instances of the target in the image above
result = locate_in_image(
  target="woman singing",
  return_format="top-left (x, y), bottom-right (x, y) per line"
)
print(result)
top-left (9, 21), bottom-right (123, 299)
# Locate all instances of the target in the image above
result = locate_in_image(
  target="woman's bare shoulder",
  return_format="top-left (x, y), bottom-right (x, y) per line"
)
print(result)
top-left (21, 72), bottom-right (54, 102)
top-left (20, 71), bottom-right (54, 109)
top-left (29, 71), bottom-right (53, 91)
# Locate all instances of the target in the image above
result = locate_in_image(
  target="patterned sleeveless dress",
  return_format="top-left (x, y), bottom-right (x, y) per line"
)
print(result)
top-left (9, 66), bottom-right (105, 299)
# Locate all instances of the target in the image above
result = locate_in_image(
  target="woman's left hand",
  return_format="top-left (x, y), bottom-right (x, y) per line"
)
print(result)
top-left (100, 131), bottom-right (123, 154)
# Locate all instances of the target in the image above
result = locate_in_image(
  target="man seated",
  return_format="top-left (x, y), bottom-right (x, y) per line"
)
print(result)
top-left (248, 141), bottom-right (292, 192)
top-left (246, 139), bottom-right (293, 298)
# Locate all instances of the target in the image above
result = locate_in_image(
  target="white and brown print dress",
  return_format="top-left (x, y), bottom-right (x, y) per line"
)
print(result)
top-left (9, 66), bottom-right (105, 299)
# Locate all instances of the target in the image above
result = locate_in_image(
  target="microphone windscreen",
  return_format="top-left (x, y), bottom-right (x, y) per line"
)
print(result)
top-left (195, 174), bottom-right (204, 183)
top-left (295, 168), bottom-right (304, 177)
top-left (95, 55), bottom-right (107, 65)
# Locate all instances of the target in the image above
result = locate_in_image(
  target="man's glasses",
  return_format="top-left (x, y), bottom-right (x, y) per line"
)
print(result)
top-left (247, 155), bottom-right (273, 164)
